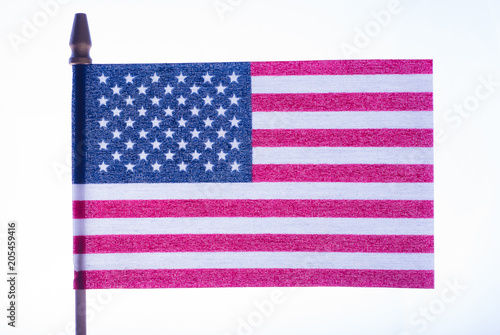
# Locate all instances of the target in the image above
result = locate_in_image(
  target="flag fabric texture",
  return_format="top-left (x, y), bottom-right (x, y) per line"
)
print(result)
top-left (72, 59), bottom-right (434, 289)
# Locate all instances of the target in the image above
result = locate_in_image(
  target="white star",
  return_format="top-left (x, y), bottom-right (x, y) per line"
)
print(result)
top-left (231, 161), bottom-right (240, 171)
top-left (98, 96), bottom-right (108, 105)
top-left (125, 140), bottom-right (135, 150)
top-left (98, 74), bottom-right (108, 84)
top-left (125, 118), bottom-right (135, 128)
top-left (139, 129), bottom-right (148, 138)
top-left (151, 72), bottom-right (160, 83)
top-left (151, 96), bottom-right (160, 106)
top-left (165, 150), bottom-right (174, 160)
top-left (191, 129), bottom-right (201, 138)
top-left (139, 150), bottom-right (149, 160)
top-left (217, 128), bottom-right (227, 138)
top-left (218, 151), bottom-right (227, 160)
top-left (177, 95), bottom-right (187, 105)
top-left (112, 129), bottom-right (122, 139)
top-left (229, 116), bottom-right (240, 127)
top-left (112, 151), bottom-right (122, 161)
top-left (202, 72), bottom-right (213, 83)
top-left (164, 107), bottom-right (174, 116)
top-left (137, 84), bottom-right (148, 95)
top-left (216, 83), bottom-right (226, 94)
top-left (98, 161), bottom-right (109, 171)
top-left (190, 84), bottom-right (200, 94)
top-left (203, 95), bottom-right (213, 105)
top-left (176, 73), bottom-right (187, 83)
top-left (204, 118), bottom-right (213, 127)
top-left (204, 139), bottom-right (214, 150)
top-left (138, 107), bottom-right (147, 116)
top-left (178, 117), bottom-right (187, 127)
top-left (229, 94), bottom-right (240, 105)
top-left (125, 163), bottom-right (135, 171)
top-left (230, 138), bottom-right (240, 150)
top-left (216, 106), bottom-right (226, 116)
top-left (151, 139), bottom-right (161, 150)
top-left (98, 140), bottom-right (108, 150)
top-left (178, 139), bottom-right (188, 150)
top-left (164, 84), bottom-right (174, 95)
top-left (98, 118), bottom-right (108, 128)
top-left (151, 117), bottom-right (161, 128)
top-left (190, 106), bottom-right (200, 116)
top-left (111, 84), bottom-right (122, 95)
top-left (125, 74), bottom-right (135, 84)
top-left (178, 161), bottom-right (188, 171)
top-left (164, 128), bottom-right (175, 138)
top-left (152, 161), bottom-right (162, 171)
top-left (125, 96), bottom-right (135, 105)
top-left (229, 72), bottom-right (239, 83)
top-left (204, 161), bottom-right (214, 171)
top-left (112, 107), bottom-right (122, 116)
top-left (191, 150), bottom-right (201, 160)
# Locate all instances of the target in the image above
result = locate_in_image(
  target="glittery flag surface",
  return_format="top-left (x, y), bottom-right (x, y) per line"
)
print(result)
top-left (72, 59), bottom-right (433, 289)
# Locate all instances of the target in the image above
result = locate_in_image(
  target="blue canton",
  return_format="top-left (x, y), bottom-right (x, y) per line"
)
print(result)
top-left (75, 63), bottom-right (252, 183)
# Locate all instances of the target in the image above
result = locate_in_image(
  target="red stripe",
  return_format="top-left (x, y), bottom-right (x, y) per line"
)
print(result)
top-left (251, 60), bottom-right (433, 76)
top-left (253, 164), bottom-right (433, 183)
top-left (73, 200), bottom-right (433, 219)
top-left (252, 93), bottom-right (433, 111)
top-left (252, 129), bottom-right (433, 147)
top-left (74, 269), bottom-right (434, 289)
top-left (74, 234), bottom-right (433, 254)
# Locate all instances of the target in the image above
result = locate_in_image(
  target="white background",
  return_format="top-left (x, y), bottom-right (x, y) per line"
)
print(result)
top-left (1, 0), bottom-right (499, 334)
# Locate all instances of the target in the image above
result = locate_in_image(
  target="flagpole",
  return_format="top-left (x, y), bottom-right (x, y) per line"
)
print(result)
top-left (69, 13), bottom-right (91, 335)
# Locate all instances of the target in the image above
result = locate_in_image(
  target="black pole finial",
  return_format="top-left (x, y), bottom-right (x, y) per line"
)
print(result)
top-left (69, 13), bottom-right (92, 65)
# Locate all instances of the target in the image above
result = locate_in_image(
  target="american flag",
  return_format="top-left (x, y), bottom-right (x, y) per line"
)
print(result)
top-left (73, 59), bottom-right (434, 289)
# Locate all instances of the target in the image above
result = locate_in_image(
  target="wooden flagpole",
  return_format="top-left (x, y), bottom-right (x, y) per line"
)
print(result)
top-left (69, 13), bottom-right (91, 335)
top-left (69, 13), bottom-right (92, 65)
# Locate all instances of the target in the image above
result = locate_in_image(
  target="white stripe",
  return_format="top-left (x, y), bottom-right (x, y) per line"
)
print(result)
top-left (253, 147), bottom-right (433, 164)
top-left (74, 252), bottom-right (433, 271)
top-left (73, 218), bottom-right (434, 236)
top-left (252, 111), bottom-right (433, 129)
top-left (73, 182), bottom-right (432, 201)
top-left (251, 74), bottom-right (433, 93)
